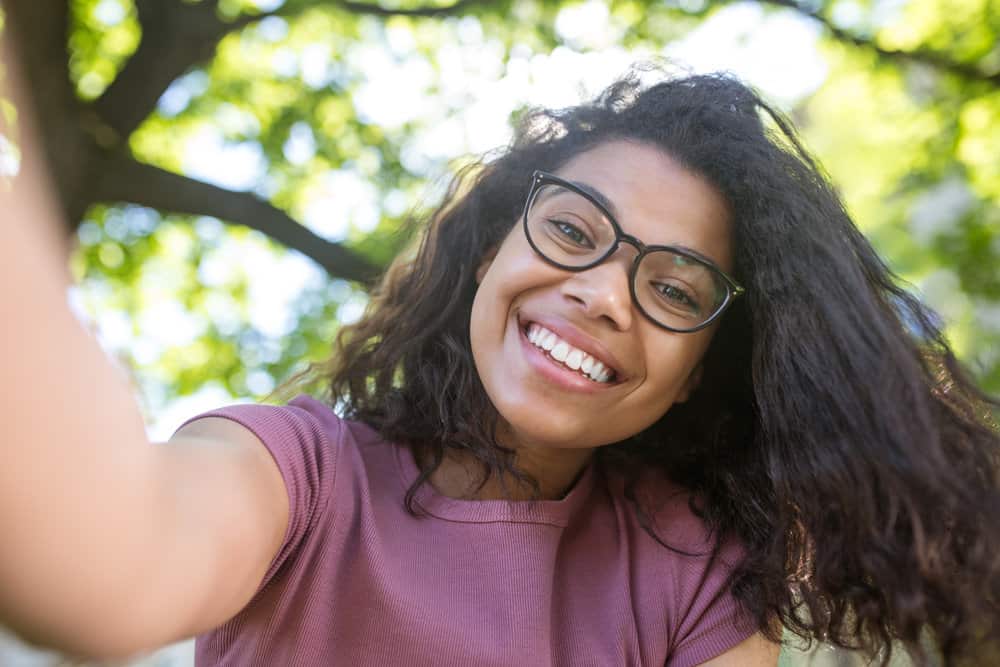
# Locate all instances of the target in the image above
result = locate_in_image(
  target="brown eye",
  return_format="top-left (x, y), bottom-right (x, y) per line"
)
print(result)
top-left (653, 282), bottom-right (701, 316)
top-left (548, 219), bottom-right (595, 249)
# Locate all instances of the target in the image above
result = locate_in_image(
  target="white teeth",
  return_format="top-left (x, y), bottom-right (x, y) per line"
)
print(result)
top-left (524, 322), bottom-right (615, 384)
top-left (588, 361), bottom-right (605, 382)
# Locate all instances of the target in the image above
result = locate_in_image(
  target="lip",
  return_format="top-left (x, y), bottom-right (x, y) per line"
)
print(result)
top-left (517, 313), bottom-right (627, 381)
top-left (518, 323), bottom-right (620, 394)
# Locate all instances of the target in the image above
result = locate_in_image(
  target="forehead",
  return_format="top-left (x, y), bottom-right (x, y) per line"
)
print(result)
top-left (553, 140), bottom-right (733, 271)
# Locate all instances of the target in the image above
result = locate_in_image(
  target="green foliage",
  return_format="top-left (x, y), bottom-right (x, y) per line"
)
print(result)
top-left (68, 0), bottom-right (140, 99)
top-left (0, 0), bottom-right (978, 663)
top-left (800, 26), bottom-right (1000, 393)
top-left (63, 0), bottom-right (1000, 436)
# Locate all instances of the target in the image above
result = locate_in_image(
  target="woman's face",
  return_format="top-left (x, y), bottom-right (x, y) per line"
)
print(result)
top-left (470, 140), bottom-right (733, 453)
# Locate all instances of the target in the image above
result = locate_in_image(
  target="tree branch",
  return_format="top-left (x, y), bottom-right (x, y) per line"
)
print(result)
top-left (90, 0), bottom-right (245, 141)
top-left (95, 155), bottom-right (382, 285)
top-left (3, 0), bottom-right (75, 118)
top-left (4, 0), bottom-right (100, 226)
top-left (91, 0), bottom-right (486, 143)
top-left (756, 0), bottom-right (1000, 87)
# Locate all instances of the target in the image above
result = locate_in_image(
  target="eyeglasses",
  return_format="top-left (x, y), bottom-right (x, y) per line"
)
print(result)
top-left (522, 170), bottom-right (745, 333)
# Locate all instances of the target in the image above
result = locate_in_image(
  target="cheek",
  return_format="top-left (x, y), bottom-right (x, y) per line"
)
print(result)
top-left (631, 380), bottom-right (682, 429)
top-left (469, 245), bottom-right (521, 371)
top-left (637, 332), bottom-right (713, 401)
top-left (474, 238), bottom-right (552, 316)
top-left (468, 288), bottom-right (494, 372)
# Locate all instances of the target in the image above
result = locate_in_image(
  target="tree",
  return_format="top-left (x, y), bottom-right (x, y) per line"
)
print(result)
top-left (1, 0), bottom-right (997, 421)
top-left (0, 2), bottom-right (998, 665)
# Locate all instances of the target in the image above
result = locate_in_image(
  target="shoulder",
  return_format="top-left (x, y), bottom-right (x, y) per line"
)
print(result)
top-left (182, 394), bottom-right (346, 443)
top-left (177, 394), bottom-right (379, 469)
top-left (175, 395), bottom-right (392, 600)
top-left (175, 396), bottom-right (374, 546)
top-left (603, 467), bottom-right (756, 667)
top-left (175, 393), bottom-right (391, 508)
top-left (606, 467), bottom-right (743, 565)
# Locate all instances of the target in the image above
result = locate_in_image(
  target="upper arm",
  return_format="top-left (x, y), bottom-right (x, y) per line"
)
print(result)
top-left (694, 633), bottom-right (780, 667)
top-left (10, 417), bottom-right (290, 660)
top-left (147, 417), bottom-right (289, 637)
top-left (126, 418), bottom-right (289, 651)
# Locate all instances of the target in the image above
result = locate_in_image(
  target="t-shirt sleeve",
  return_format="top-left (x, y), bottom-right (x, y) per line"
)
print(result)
top-left (665, 536), bottom-right (757, 667)
top-left (173, 395), bottom-right (341, 596)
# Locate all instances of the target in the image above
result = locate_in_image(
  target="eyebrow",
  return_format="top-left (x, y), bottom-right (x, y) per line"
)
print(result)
top-left (566, 179), bottom-right (725, 269)
top-left (567, 179), bottom-right (620, 221)
top-left (666, 243), bottom-right (723, 268)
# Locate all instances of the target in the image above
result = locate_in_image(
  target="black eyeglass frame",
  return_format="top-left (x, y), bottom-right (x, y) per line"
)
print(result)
top-left (522, 170), bottom-right (746, 334)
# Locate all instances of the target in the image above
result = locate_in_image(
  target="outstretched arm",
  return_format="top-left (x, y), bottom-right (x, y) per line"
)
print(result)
top-left (0, 37), bottom-right (288, 659)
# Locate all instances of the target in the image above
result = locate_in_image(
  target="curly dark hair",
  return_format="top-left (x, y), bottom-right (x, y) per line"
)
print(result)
top-left (287, 70), bottom-right (1000, 665)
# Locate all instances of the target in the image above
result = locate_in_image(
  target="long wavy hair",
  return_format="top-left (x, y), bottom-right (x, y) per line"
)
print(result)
top-left (286, 70), bottom-right (1000, 664)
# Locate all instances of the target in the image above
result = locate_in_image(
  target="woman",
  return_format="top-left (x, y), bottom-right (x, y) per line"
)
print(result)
top-left (2, 43), bottom-right (998, 666)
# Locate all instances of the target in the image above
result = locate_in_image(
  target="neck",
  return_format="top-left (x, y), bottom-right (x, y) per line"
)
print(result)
top-left (418, 445), bottom-right (595, 501)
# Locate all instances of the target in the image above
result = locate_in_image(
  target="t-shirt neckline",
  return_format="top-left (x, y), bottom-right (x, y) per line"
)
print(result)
top-left (393, 441), bottom-right (597, 526)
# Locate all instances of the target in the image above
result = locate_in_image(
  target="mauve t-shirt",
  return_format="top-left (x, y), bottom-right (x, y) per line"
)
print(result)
top-left (177, 395), bottom-right (755, 666)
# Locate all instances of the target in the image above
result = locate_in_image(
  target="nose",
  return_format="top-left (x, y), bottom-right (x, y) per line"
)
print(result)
top-left (559, 245), bottom-right (636, 331)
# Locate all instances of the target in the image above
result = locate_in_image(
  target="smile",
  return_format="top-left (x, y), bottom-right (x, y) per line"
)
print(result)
top-left (526, 323), bottom-right (616, 383)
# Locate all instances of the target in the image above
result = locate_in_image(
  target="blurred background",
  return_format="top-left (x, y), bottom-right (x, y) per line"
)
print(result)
top-left (1, 0), bottom-right (997, 662)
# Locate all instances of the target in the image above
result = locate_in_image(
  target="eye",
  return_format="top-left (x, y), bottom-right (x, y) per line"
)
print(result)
top-left (547, 219), bottom-right (595, 249)
top-left (653, 282), bottom-right (701, 314)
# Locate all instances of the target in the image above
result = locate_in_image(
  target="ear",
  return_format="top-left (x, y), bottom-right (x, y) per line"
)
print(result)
top-left (674, 363), bottom-right (704, 404)
top-left (475, 245), bottom-right (499, 284)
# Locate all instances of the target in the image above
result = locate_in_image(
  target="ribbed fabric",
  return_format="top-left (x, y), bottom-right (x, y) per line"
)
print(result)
top-left (177, 395), bottom-right (755, 666)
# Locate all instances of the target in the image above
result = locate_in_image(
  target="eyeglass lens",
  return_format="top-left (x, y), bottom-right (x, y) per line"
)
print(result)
top-left (526, 183), bottom-right (729, 331)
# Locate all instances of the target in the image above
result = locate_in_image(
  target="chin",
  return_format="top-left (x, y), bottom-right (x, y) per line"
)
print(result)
top-left (495, 407), bottom-right (602, 450)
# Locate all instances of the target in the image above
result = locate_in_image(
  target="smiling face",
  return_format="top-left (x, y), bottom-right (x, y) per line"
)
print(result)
top-left (469, 140), bottom-right (734, 456)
